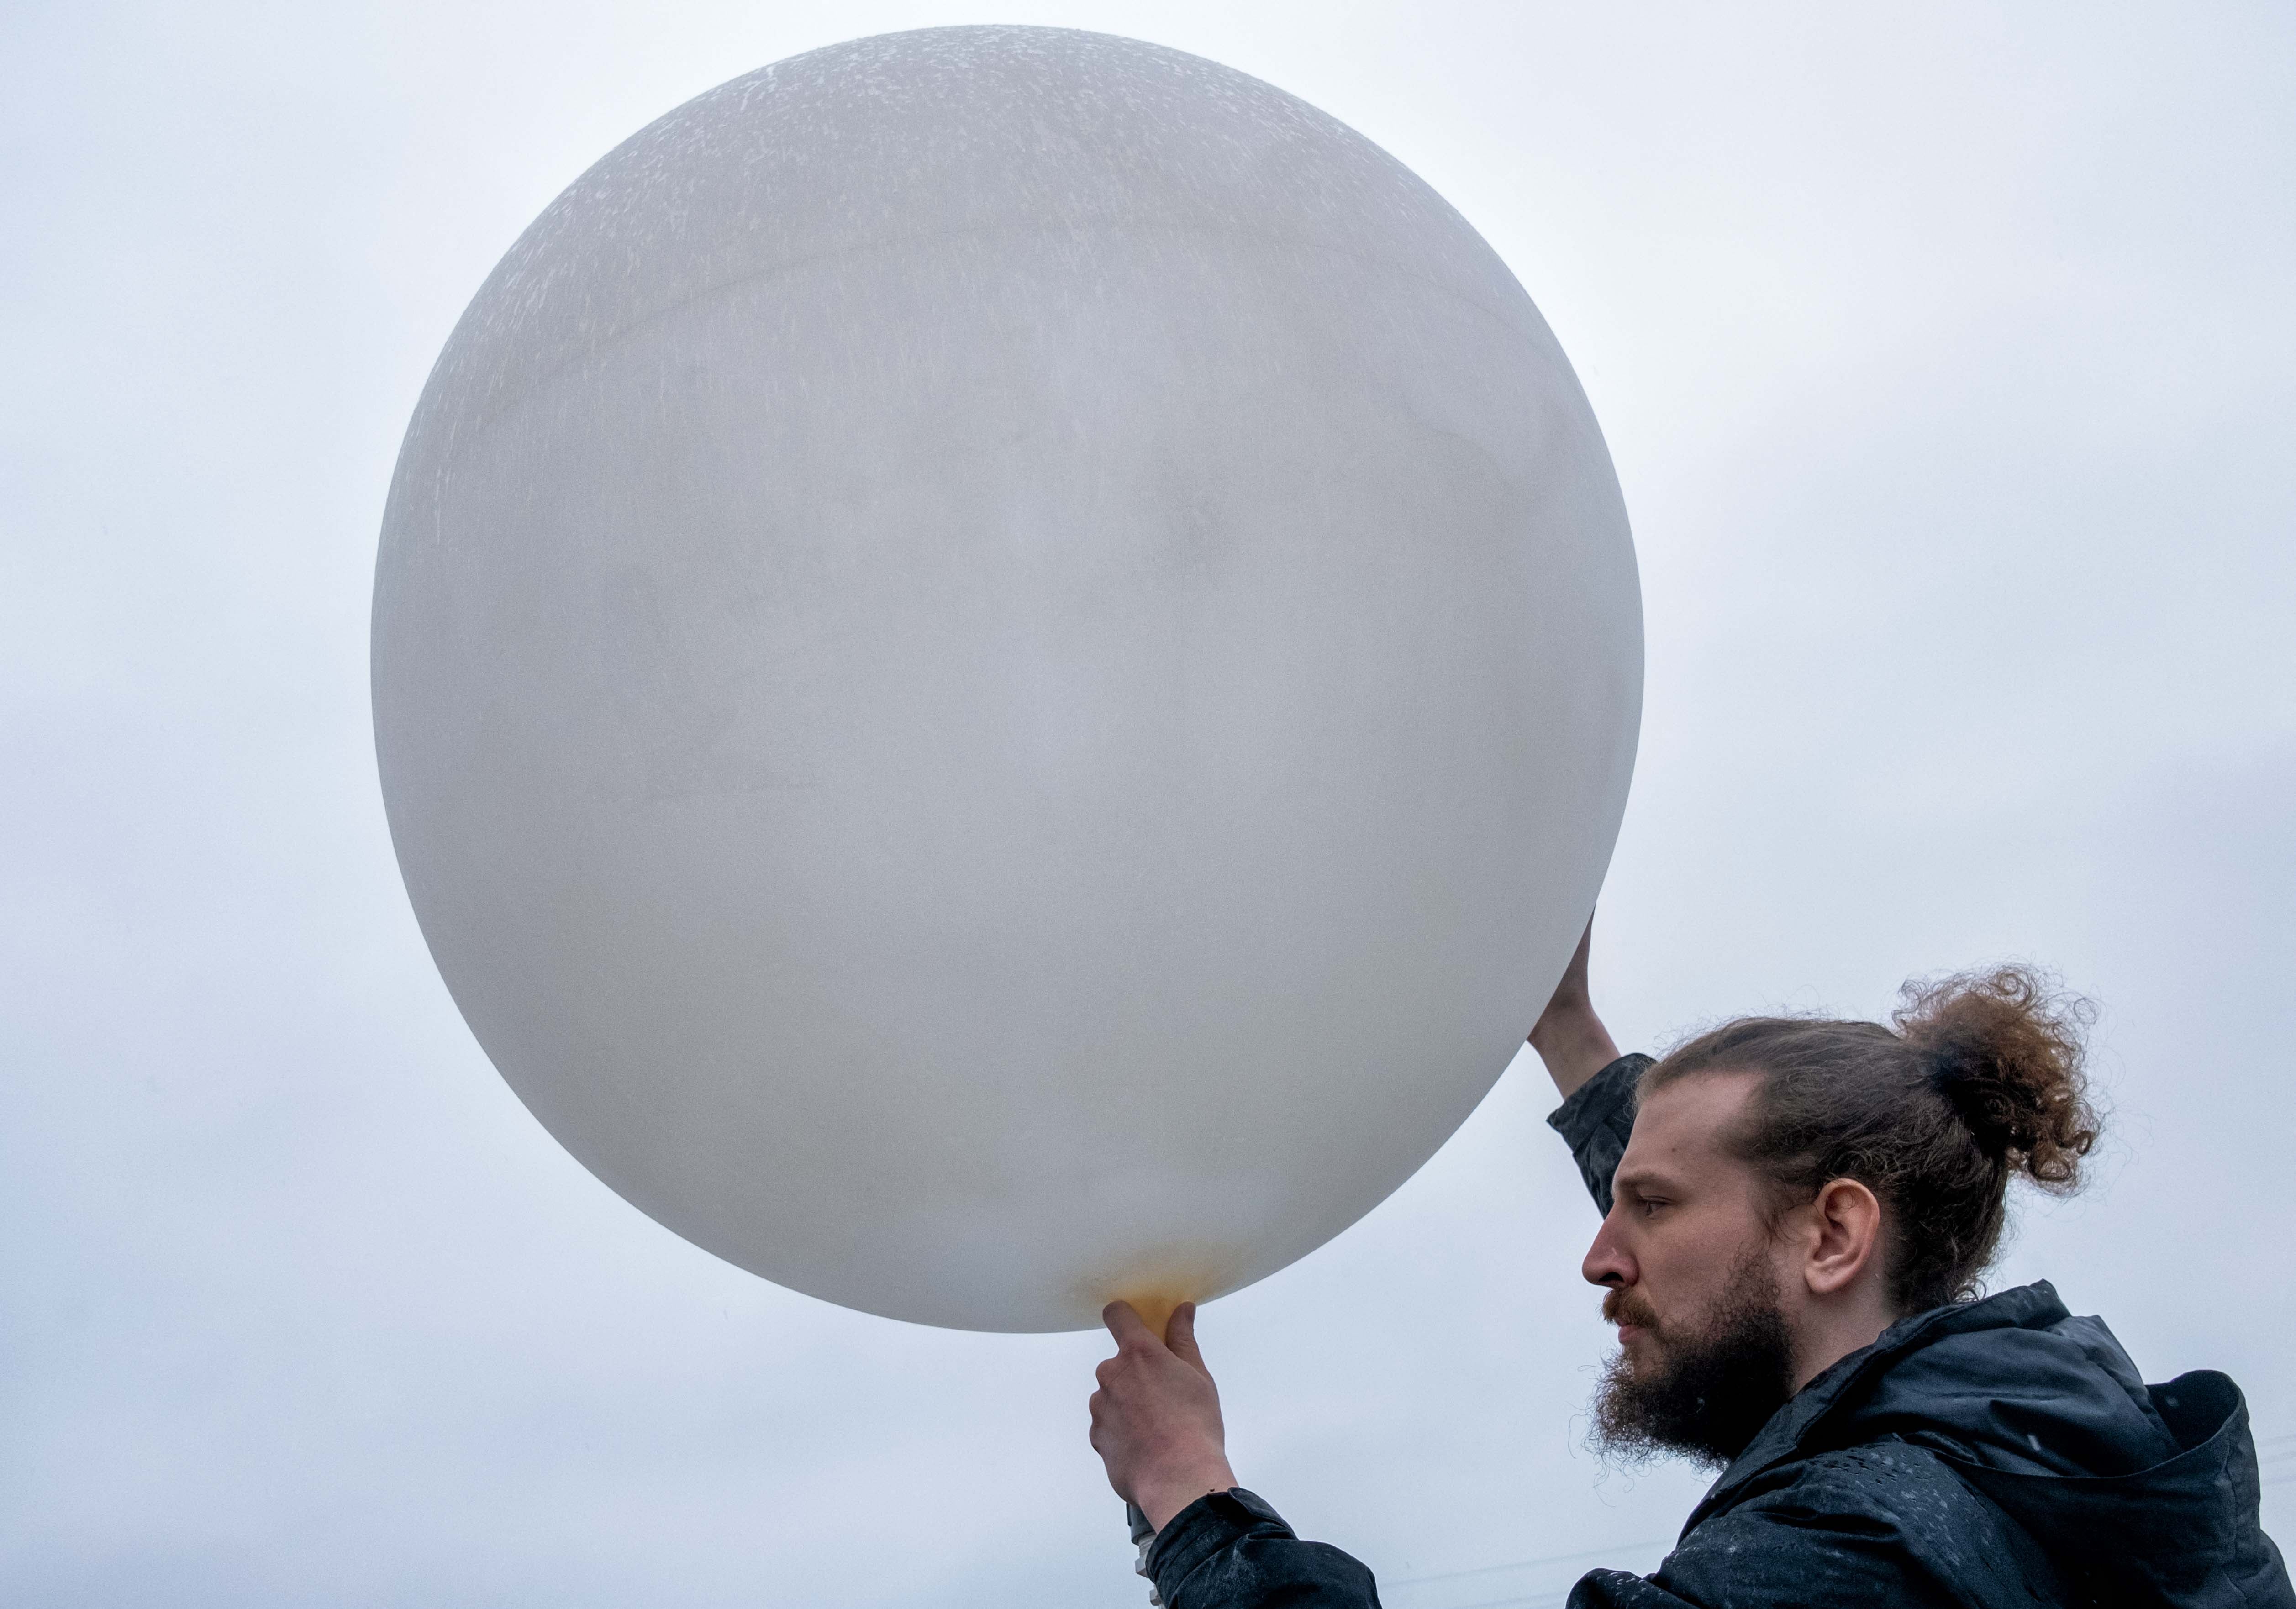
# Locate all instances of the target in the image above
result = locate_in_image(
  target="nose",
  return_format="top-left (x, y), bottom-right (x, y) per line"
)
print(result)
top-left (1582, 1206), bottom-right (1635, 1290)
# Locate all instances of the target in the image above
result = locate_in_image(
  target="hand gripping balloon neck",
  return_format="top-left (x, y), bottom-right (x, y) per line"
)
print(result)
top-left (1111, 1289), bottom-right (1185, 1605)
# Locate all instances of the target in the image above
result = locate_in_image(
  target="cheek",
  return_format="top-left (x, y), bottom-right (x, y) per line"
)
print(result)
top-left (1638, 1218), bottom-right (1752, 1320)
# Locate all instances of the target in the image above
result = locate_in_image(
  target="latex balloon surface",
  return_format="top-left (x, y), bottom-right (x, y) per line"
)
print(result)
top-left (373, 26), bottom-right (1641, 1332)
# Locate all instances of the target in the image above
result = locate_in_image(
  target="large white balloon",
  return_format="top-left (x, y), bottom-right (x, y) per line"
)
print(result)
top-left (373, 26), bottom-right (1640, 1333)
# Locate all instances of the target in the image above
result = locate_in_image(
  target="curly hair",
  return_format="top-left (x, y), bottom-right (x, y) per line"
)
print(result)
top-left (1639, 965), bottom-right (2101, 1314)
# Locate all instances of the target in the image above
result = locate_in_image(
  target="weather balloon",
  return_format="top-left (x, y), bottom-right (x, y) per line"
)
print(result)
top-left (372, 26), bottom-right (1641, 1332)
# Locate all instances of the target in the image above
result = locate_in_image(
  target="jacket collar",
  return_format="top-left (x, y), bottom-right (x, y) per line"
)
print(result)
top-left (1680, 1280), bottom-right (2071, 1533)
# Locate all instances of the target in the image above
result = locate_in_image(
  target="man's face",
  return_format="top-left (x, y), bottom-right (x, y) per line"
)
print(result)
top-left (1584, 1071), bottom-right (1798, 1466)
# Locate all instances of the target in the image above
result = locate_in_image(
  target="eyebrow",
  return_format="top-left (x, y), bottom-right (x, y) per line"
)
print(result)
top-left (1612, 1167), bottom-right (1683, 1199)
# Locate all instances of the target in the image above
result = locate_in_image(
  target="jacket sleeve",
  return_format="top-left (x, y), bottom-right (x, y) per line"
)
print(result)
top-left (1545, 1054), bottom-right (1651, 1217)
top-left (1145, 1488), bottom-right (1382, 1609)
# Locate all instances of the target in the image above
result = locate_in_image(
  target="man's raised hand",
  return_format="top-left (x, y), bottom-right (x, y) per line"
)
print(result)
top-left (1087, 1301), bottom-right (1238, 1531)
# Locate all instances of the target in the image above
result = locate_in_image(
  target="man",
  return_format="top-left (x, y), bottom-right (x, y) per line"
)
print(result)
top-left (1087, 930), bottom-right (2293, 1608)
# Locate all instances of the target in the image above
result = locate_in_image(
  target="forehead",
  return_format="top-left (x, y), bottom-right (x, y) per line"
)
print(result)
top-left (1617, 1070), bottom-right (1764, 1185)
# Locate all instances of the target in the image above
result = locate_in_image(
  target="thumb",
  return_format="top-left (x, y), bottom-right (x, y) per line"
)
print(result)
top-left (1164, 1302), bottom-right (1208, 1374)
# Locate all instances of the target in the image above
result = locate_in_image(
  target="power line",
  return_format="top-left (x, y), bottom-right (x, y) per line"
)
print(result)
top-left (1384, 1541), bottom-right (1667, 1592)
top-left (1391, 1584), bottom-right (1588, 1609)
top-left (1387, 1581), bottom-right (1598, 1606)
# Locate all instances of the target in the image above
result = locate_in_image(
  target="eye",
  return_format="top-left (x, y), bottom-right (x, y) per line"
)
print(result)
top-left (1638, 1197), bottom-right (1669, 1218)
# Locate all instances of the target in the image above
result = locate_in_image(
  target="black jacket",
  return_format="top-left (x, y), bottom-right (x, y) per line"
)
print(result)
top-left (1144, 1056), bottom-right (2293, 1609)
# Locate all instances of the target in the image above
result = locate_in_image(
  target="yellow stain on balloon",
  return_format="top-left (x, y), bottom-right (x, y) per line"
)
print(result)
top-left (1091, 1243), bottom-right (1247, 1342)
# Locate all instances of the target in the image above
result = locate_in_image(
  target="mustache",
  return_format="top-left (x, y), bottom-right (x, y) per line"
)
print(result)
top-left (1602, 1287), bottom-right (1659, 1330)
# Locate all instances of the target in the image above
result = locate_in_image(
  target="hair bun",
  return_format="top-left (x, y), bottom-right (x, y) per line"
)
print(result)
top-left (1927, 1036), bottom-right (2031, 1158)
top-left (1896, 966), bottom-right (2098, 1187)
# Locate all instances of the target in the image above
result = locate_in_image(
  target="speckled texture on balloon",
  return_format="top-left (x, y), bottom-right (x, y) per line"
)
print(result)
top-left (373, 25), bottom-right (1641, 1331)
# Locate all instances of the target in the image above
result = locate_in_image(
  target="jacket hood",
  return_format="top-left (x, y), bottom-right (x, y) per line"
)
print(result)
top-left (1689, 1282), bottom-right (2289, 1609)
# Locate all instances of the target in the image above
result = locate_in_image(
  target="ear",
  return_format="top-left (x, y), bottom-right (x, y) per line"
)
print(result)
top-left (1800, 1177), bottom-right (1884, 1297)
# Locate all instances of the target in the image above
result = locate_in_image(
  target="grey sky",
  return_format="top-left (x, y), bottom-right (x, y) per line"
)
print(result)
top-left (4, 2), bottom-right (2291, 1605)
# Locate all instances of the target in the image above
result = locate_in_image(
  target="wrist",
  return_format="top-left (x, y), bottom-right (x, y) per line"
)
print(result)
top-left (1134, 1455), bottom-right (1239, 1531)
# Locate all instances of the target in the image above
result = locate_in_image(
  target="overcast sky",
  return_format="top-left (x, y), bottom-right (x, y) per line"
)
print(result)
top-left (5, 2), bottom-right (2293, 1604)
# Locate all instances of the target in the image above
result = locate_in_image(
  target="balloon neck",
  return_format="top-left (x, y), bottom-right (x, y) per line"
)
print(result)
top-left (1117, 1292), bottom-right (1184, 1341)
top-left (1104, 1246), bottom-right (1238, 1340)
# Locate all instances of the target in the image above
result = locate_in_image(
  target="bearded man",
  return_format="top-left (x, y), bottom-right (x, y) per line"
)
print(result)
top-left (1086, 930), bottom-right (2293, 1608)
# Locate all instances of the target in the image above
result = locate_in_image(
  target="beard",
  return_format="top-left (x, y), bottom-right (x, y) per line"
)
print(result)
top-left (1589, 1245), bottom-right (1797, 1470)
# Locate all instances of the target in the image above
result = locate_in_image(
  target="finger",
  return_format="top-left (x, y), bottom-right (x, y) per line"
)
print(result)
top-left (1164, 1302), bottom-right (1206, 1372)
top-left (1103, 1299), bottom-right (1159, 1351)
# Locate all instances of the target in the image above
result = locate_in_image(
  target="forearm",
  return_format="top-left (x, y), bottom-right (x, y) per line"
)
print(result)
top-left (1527, 922), bottom-right (1620, 1098)
top-left (1529, 1001), bottom-right (1621, 1098)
